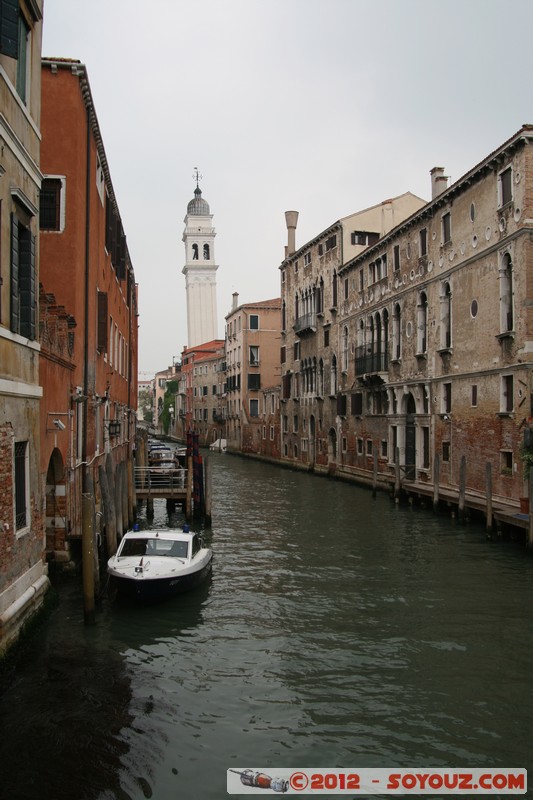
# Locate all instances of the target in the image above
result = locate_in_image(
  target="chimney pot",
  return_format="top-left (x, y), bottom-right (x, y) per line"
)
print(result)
top-left (285, 210), bottom-right (299, 256)
top-left (430, 166), bottom-right (449, 199)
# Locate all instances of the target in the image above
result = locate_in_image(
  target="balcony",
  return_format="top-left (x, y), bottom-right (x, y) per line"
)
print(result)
top-left (355, 345), bottom-right (388, 376)
top-left (294, 312), bottom-right (317, 336)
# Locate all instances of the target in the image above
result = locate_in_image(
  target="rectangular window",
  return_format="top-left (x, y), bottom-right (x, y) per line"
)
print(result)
top-left (471, 385), bottom-right (478, 407)
top-left (381, 440), bottom-right (388, 459)
top-left (97, 291), bottom-right (108, 353)
top-left (501, 450), bottom-right (513, 473)
top-left (270, 426), bottom-right (274, 441)
top-left (419, 227), bottom-right (428, 257)
top-left (443, 382), bottom-right (451, 414)
top-left (304, 252), bottom-right (311, 266)
top-left (280, 346), bottom-right (286, 364)
top-left (248, 373), bottom-right (261, 391)
top-left (442, 212), bottom-right (451, 244)
top-left (357, 437), bottom-right (363, 456)
top-left (10, 213), bottom-right (36, 339)
top-left (40, 178), bottom-right (63, 231)
top-left (366, 439), bottom-right (373, 457)
top-left (293, 341), bottom-right (300, 360)
top-left (351, 392), bottom-right (363, 415)
top-left (359, 269), bottom-right (364, 291)
top-left (344, 278), bottom-right (349, 300)
top-left (16, 11), bottom-right (30, 104)
top-left (499, 166), bottom-right (513, 207)
top-left (342, 437), bottom-right (347, 453)
top-left (442, 440), bottom-right (450, 462)
top-left (324, 329), bottom-right (329, 347)
top-left (249, 314), bottom-right (259, 330)
top-left (293, 415), bottom-right (299, 433)
top-left (325, 234), bottom-right (337, 251)
top-left (501, 375), bottom-right (513, 413)
top-left (96, 156), bottom-right (105, 204)
top-left (337, 393), bottom-right (347, 416)
top-left (14, 441), bottom-right (28, 531)
top-left (422, 426), bottom-right (430, 469)
top-left (249, 345), bottom-right (259, 366)
top-left (393, 245), bottom-right (400, 271)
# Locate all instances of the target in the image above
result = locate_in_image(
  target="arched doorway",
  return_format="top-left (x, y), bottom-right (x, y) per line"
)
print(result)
top-left (405, 394), bottom-right (416, 480)
top-left (45, 448), bottom-right (66, 559)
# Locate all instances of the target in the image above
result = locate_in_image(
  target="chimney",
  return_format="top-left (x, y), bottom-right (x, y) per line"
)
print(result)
top-left (285, 210), bottom-right (299, 257)
top-left (430, 167), bottom-right (449, 200)
top-left (232, 291), bottom-right (239, 311)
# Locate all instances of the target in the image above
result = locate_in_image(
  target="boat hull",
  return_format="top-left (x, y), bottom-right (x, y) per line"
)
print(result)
top-left (109, 555), bottom-right (212, 602)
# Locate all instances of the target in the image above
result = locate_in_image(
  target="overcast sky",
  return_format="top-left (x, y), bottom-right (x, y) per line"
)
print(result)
top-left (42, 0), bottom-right (533, 376)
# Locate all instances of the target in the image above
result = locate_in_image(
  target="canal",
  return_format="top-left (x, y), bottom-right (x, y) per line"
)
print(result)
top-left (1, 453), bottom-right (532, 799)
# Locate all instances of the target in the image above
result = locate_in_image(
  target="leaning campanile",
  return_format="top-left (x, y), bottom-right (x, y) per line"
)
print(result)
top-left (182, 170), bottom-right (219, 347)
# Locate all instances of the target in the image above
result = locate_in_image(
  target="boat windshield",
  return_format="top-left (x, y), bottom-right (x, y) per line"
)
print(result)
top-left (119, 538), bottom-right (189, 559)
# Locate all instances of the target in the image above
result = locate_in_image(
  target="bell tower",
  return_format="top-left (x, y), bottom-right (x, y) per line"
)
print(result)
top-left (182, 169), bottom-right (219, 347)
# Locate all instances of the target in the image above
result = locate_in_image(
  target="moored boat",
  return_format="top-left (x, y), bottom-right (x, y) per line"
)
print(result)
top-left (107, 526), bottom-right (212, 602)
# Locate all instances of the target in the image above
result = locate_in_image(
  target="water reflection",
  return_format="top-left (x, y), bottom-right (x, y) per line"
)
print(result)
top-left (1, 452), bottom-right (533, 799)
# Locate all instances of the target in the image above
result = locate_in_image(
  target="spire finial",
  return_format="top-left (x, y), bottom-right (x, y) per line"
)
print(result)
top-left (193, 167), bottom-right (203, 189)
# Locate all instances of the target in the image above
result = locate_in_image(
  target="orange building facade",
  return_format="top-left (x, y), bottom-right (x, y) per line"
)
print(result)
top-left (39, 59), bottom-right (138, 563)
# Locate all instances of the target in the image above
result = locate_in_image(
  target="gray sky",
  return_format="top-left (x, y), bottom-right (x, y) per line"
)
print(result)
top-left (42, 0), bottom-right (533, 375)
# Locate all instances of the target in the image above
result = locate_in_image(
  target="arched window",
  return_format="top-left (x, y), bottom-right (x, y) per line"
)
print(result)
top-left (417, 291), bottom-right (428, 354)
top-left (192, 243), bottom-right (199, 260)
top-left (330, 354), bottom-right (337, 395)
top-left (500, 253), bottom-right (513, 333)
top-left (318, 278), bottom-right (324, 314)
top-left (382, 308), bottom-right (389, 369)
top-left (341, 326), bottom-right (349, 372)
top-left (440, 282), bottom-right (452, 349)
top-left (203, 243), bottom-right (210, 259)
top-left (318, 359), bottom-right (324, 397)
top-left (392, 303), bottom-right (401, 360)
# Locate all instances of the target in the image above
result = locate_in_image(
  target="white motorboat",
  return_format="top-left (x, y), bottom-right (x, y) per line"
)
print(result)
top-left (107, 526), bottom-right (212, 601)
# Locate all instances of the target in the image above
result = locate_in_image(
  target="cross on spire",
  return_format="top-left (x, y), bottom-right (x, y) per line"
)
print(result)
top-left (193, 167), bottom-right (203, 189)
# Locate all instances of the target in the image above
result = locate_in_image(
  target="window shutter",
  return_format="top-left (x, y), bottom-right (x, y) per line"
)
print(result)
top-left (19, 226), bottom-right (34, 338)
top-left (10, 213), bottom-right (19, 333)
top-left (0, 0), bottom-right (18, 59)
top-left (97, 291), bottom-right (108, 352)
top-left (116, 232), bottom-right (126, 280)
top-left (351, 392), bottom-right (363, 415)
top-left (105, 195), bottom-right (114, 253)
top-left (28, 233), bottom-right (36, 339)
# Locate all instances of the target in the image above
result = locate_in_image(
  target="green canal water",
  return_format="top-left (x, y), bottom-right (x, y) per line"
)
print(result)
top-left (1, 453), bottom-right (532, 799)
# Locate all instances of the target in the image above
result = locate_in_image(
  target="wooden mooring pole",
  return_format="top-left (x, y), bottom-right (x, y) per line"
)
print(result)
top-left (485, 462), bottom-right (493, 533)
top-left (82, 492), bottom-right (96, 625)
top-left (204, 456), bottom-right (212, 525)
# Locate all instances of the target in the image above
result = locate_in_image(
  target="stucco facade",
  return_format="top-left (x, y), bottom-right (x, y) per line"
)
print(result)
top-left (224, 295), bottom-right (282, 454)
top-left (0, 0), bottom-right (47, 654)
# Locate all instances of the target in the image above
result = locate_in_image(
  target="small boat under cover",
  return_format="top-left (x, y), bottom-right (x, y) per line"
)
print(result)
top-left (107, 526), bottom-right (212, 602)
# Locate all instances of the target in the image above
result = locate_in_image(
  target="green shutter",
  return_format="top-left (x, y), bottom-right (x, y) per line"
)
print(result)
top-left (0, 0), bottom-right (18, 59)
top-left (19, 226), bottom-right (34, 339)
top-left (10, 212), bottom-right (19, 333)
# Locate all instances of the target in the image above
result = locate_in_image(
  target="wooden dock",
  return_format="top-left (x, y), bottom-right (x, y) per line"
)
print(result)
top-left (134, 467), bottom-right (192, 517)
